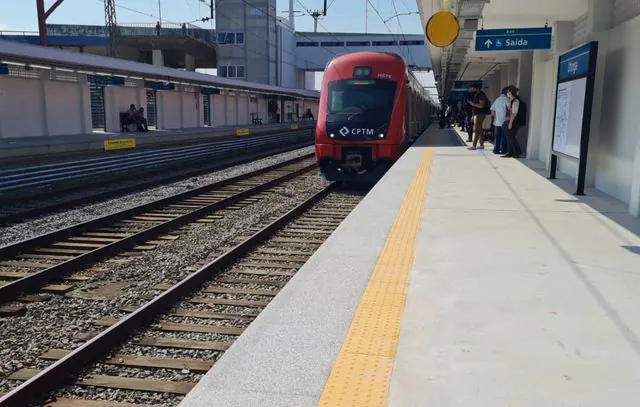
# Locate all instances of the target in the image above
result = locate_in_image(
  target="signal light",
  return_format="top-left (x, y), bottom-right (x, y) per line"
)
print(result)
top-left (353, 66), bottom-right (372, 78)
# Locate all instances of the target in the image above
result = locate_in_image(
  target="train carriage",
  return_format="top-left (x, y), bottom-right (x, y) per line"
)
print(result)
top-left (315, 51), bottom-right (435, 182)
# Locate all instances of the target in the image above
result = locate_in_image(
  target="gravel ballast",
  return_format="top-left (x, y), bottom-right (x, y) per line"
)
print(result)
top-left (0, 146), bottom-right (315, 247)
top-left (0, 172), bottom-right (329, 397)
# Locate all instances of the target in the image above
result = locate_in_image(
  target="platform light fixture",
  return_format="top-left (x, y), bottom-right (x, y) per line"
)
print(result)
top-left (76, 70), bottom-right (95, 75)
top-left (54, 67), bottom-right (75, 73)
top-left (27, 64), bottom-right (52, 70)
top-left (1, 60), bottom-right (25, 66)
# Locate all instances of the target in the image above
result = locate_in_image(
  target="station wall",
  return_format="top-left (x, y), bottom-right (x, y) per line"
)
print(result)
top-left (0, 72), bottom-right (319, 138)
top-left (592, 15), bottom-right (640, 208)
top-left (526, 14), bottom-right (640, 217)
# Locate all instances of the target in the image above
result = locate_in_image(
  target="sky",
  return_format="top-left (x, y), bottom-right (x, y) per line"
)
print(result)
top-left (0, 0), bottom-right (435, 93)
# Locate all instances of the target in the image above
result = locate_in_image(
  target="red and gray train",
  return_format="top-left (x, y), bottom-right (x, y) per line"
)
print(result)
top-left (314, 51), bottom-right (435, 182)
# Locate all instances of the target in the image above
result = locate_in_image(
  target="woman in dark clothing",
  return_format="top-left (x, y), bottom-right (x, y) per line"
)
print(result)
top-left (503, 85), bottom-right (523, 158)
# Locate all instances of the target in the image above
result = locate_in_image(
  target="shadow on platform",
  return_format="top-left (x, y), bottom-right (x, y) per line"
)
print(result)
top-left (414, 128), bottom-right (466, 148)
top-left (522, 159), bottom-right (640, 242)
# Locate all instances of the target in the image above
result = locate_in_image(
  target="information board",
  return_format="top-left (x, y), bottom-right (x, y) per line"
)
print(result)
top-left (549, 41), bottom-right (599, 195)
top-left (553, 77), bottom-right (587, 158)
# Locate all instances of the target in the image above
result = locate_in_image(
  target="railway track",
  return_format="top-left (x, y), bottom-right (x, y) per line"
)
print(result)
top-left (0, 154), bottom-right (317, 308)
top-left (0, 133), bottom-right (313, 225)
top-left (0, 185), bottom-right (364, 407)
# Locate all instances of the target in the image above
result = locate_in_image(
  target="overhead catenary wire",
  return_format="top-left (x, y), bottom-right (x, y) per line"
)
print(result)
top-left (390, 0), bottom-right (418, 68)
top-left (364, 0), bottom-right (417, 68)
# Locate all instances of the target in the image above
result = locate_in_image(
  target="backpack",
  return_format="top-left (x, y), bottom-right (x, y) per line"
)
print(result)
top-left (513, 97), bottom-right (527, 126)
top-left (479, 91), bottom-right (492, 115)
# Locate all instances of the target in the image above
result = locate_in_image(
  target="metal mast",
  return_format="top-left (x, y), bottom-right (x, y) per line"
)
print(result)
top-left (105, 0), bottom-right (119, 57)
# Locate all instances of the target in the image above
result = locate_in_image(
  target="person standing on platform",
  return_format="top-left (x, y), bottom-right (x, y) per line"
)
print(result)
top-left (463, 93), bottom-right (473, 141)
top-left (466, 85), bottom-right (490, 150)
top-left (503, 85), bottom-right (524, 158)
top-left (490, 87), bottom-right (509, 155)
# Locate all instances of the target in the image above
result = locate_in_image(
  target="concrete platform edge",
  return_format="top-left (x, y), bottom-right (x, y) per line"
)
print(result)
top-left (177, 127), bottom-right (438, 407)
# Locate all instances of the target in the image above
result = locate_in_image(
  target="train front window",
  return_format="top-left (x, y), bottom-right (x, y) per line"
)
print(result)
top-left (327, 79), bottom-right (397, 118)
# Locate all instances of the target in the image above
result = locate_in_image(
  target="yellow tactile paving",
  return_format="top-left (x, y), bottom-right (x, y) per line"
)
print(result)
top-left (317, 147), bottom-right (434, 407)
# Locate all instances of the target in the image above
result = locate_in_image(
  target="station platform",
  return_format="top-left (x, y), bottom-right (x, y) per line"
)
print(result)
top-left (179, 126), bottom-right (640, 407)
top-left (0, 122), bottom-right (313, 164)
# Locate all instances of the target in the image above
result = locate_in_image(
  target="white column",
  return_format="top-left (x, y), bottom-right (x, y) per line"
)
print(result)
top-left (236, 95), bottom-right (240, 126)
top-left (103, 86), bottom-right (119, 133)
top-left (156, 91), bottom-right (165, 130)
top-left (546, 21), bottom-right (575, 170)
top-left (179, 87), bottom-right (185, 129)
top-left (199, 94), bottom-right (205, 127)
top-left (585, 0), bottom-right (614, 41)
top-left (631, 124), bottom-right (640, 217)
top-left (516, 51), bottom-right (533, 155)
top-left (507, 59), bottom-right (519, 86)
top-left (526, 50), bottom-right (551, 159)
top-left (152, 49), bottom-right (164, 66)
top-left (77, 79), bottom-right (92, 134)
top-left (40, 71), bottom-right (50, 136)
top-left (583, 0), bottom-right (614, 188)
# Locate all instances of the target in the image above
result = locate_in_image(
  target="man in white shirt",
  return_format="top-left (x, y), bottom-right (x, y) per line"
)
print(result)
top-left (490, 87), bottom-right (509, 154)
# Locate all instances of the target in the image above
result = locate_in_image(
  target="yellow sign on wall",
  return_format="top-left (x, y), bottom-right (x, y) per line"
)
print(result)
top-left (290, 123), bottom-right (299, 130)
top-left (425, 11), bottom-right (460, 47)
top-left (104, 138), bottom-right (136, 151)
top-left (236, 128), bottom-right (250, 136)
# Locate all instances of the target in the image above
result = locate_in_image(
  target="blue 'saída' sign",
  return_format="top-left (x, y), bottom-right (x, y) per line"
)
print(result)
top-left (475, 27), bottom-right (552, 51)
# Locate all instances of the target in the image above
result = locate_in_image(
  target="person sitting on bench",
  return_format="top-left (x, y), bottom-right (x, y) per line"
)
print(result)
top-left (134, 107), bottom-right (149, 132)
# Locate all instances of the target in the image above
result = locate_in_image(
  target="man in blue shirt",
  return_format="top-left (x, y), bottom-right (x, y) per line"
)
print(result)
top-left (490, 87), bottom-right (509, 154)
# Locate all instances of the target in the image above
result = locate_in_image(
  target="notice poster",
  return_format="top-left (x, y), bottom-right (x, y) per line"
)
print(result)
top-left (552, 77), bottom-right (587, 159)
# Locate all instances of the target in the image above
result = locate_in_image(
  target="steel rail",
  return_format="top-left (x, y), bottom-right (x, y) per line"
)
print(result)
top-left (0, 183), bottom-right (335, 407)
top-left (0, 140), bottom-right (312, 225)
top-left (0, 154), bottom-right (316, 305)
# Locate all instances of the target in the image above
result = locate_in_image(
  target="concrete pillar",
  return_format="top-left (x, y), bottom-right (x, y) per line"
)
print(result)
top-left (632, 124), bottom-right (640, 217)
top-left (179, 87), bottom-right (185, 128)
top-left (498, 65), bottom-right (509, 89)
top-left (581, 0), bottom-right (613, 189)
top-left (542, 21), bottom-right (575, 170)
top-left (516, 51), bottom-right (534, 155)
top-left (585, 0), bottom-right (614, 40)
top-left (526, 50), bottom-right (552, 160)
top-left (185, 54), bottom-right (196, 71)
top-left (152, 49), bottom-right (164, 66)
top-left (236, 94), bottom-right (240, 126)
top-left (39, 71), bottom-right (50, 136)
top-left (77, 79), bottom-right (93, 134)
top-left (507, 59), bottom-right (519, 87)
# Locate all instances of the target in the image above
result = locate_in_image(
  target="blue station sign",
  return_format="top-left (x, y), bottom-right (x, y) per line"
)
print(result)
top-left (0, 63), bottom-right (8, 75)
top-left (475, 27), bottom-right (552, 51)
top-left (200, 87), bottom-right (220, 95)
top-left (448, 90), bottom-right (470, 102)
top-left (558, 42), bottom-right (594, 81)
top-left (144, 80), bottom-right (175, 91)
top-left (453, 80), bottom-right (483, 90)
top-left (87, 75), bottom-right (125, 86)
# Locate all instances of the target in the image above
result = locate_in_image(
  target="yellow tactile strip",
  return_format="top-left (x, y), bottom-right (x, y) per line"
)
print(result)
top-left (317, 147), bottom-right (434, 407)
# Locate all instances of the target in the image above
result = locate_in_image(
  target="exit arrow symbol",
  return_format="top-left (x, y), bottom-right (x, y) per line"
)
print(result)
top-left (484, 39), bottom-right (493, 48)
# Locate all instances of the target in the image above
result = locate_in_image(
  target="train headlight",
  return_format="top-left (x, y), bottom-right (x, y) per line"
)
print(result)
top-left (378, 133), bottom-right (385, 139)
top-left (329, 133), bottom-right (335, 138)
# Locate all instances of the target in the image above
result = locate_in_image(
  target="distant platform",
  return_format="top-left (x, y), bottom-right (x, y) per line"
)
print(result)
top-left (0, 122), bottom-right (314, 164)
